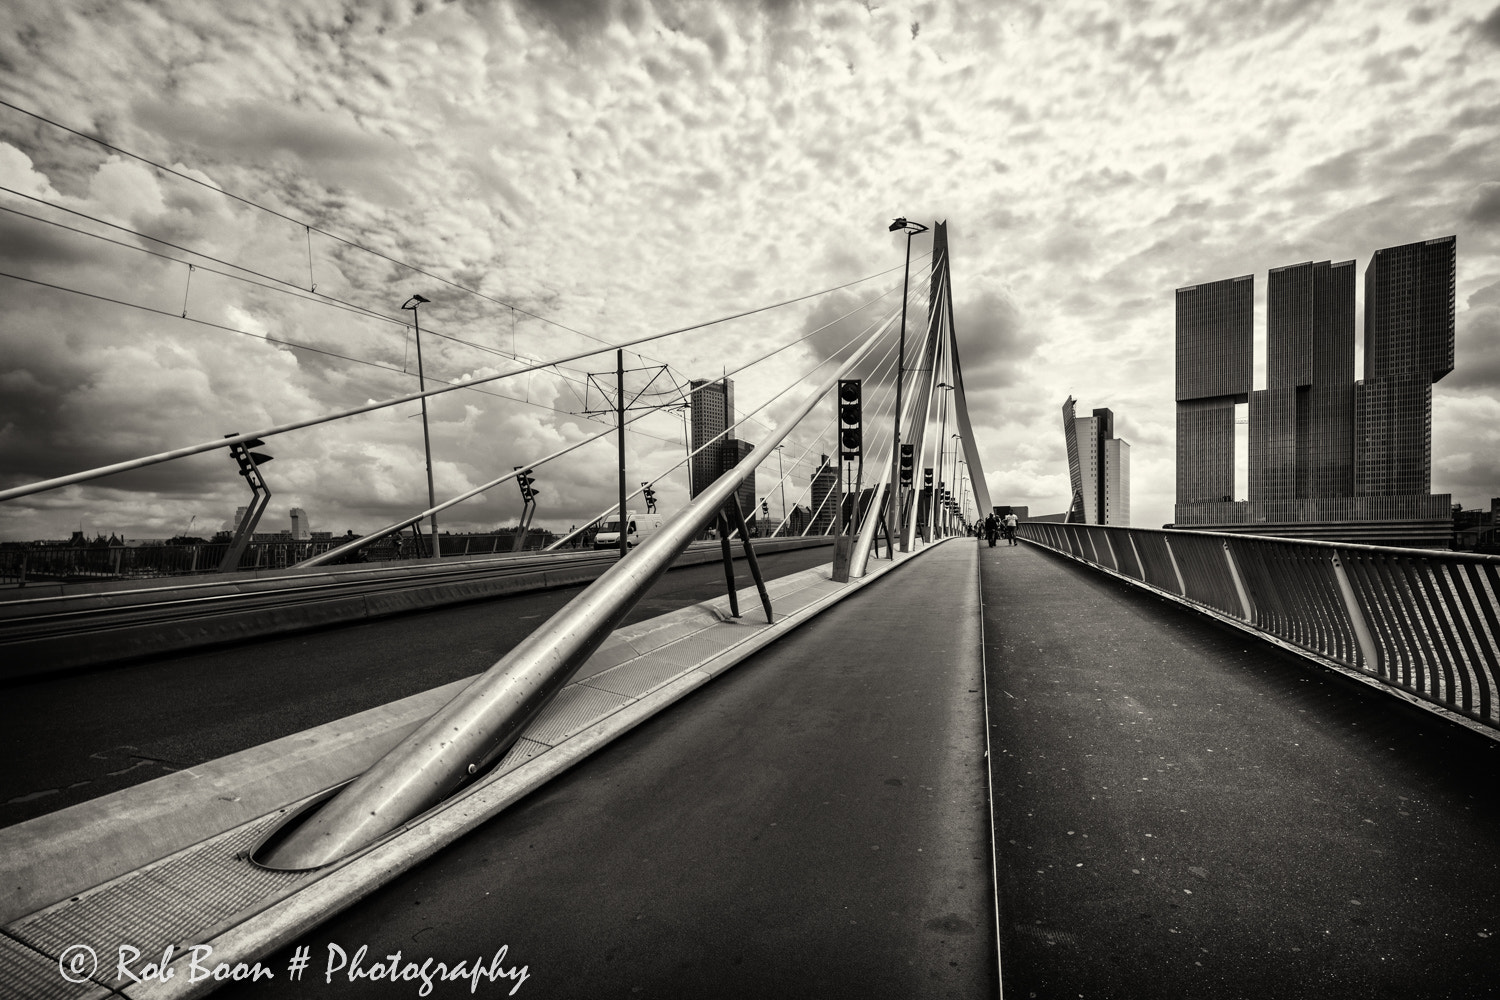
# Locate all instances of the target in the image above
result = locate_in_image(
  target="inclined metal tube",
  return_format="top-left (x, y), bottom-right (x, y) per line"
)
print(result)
top-left (260, 320), bottom-right (890, 871)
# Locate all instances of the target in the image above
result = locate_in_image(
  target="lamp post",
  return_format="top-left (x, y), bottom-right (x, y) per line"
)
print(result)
top-left (776, 444), bottom-right (787, 535)
top-left (402, 294), bottom-right (439, 559)
top-left (887, 217), bottom-right (929, 555)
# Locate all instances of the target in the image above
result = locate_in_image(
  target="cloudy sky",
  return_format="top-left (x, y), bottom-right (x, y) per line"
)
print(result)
top-left (2, 0), bottom-right (1498, 542)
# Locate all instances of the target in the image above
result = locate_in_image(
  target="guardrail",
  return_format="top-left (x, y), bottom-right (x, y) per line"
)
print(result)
top-left (1018, 521), bottom-right (1500, 733)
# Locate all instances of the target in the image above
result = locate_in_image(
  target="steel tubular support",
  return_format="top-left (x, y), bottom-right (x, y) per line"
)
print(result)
top-left (1161, 536), bottom-right (1188, 597)
top-left (259, 318), bottom-right (889, 871)
top-left (1223, 541), bottom-right (1255, 622)
top-left (717, 513), bottom-right (740, 618)
top-left (729, 495), bottom-right (774, 623)
top-left (1330, 552), bottom-right (1381, 674)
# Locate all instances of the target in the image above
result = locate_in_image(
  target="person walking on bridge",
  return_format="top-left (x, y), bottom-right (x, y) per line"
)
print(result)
top-left (1002, 511), bottom-right (1019, 545)
top-left (984, 513), bottom-right (998, 548)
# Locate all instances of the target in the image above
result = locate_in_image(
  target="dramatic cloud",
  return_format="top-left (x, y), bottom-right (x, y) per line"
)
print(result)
top-left (2, 0), bottom-right (1498, 542)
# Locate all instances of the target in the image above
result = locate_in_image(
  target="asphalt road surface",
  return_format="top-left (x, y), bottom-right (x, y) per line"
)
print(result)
top-left (0, 546), bottom-right (834, 828)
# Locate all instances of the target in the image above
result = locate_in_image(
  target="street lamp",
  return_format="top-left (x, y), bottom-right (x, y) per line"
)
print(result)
top-left (887, 217), bottom-right (929, 554)
top-left (402, 294), bottom-right (439, 559)
top-left (933, 381), bottom-right (953, 539)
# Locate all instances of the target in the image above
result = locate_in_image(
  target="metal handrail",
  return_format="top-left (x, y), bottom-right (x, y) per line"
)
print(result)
top-left (259, 317), bottom-right (893, 870)
top-left (1018, 521), bottom-right (1500, 732)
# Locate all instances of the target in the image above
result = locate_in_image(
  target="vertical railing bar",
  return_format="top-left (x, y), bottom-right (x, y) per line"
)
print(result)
top-left (1411, 559), bottom-right (1461, 709)
top-left (1423, 565), bottom-right (1474, 714)
top-left (1128, 533), bottom-right (1146, 581)
top-left (1368, 556), bottom-right (1418, 691)
top-left (1448, 565), bottom-right (1494, 722)
top-left (1346, 554), bottom-right (1399, 683)
top-left (1292, 545), bottom-right (1330, 658)
top-left (1395, 555), bottom-right (1445, 701)
top-left (1462, 562), bottom-right (1500, 675)
top-left (1102, 530), bottom-right (1118, 573)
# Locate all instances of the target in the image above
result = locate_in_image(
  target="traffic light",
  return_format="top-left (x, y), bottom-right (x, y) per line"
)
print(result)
top-left (837, 379), bottom-right (862, 461)
top-left (923, 467), bottom-right (933, 489)
top-left (899, 444), bottom-right (914, 487)
top-left (761, 499), bottom-right (769, 517)
top-left (228, 437), bottom-right (273, 477)
top-left (642, 482), bottom-right (657, 512)
top-left (514, 467), bottom-right (538, 503)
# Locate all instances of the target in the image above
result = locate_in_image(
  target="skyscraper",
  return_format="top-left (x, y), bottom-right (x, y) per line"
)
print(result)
top-left (1062, 397), bottom-right (1130, 525)
top-left (1248, 259), bottom-right (1356, 503)
top-left (1355, 235), bottom-right (1455, 497)
top-left (289, 507), bottom-right (310, 540)
top-left (1175, 276), bottom-right (1253, 518)
top-left (1173, 236), bottom-right (1455, 546)
top-left (689, 378), bottom-right (733, 499)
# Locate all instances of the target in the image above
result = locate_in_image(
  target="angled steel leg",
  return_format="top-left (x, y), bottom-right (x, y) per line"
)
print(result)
top-left (730, 495), bottom-right (774, 623)
top-left (717, 512), bottom-right (740, 618)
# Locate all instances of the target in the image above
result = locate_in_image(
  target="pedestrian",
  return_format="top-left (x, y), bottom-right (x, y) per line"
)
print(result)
top-left (984, 513), bottom-right (998, 547)
top-left (1002, 511), bottom-right (1019, 545)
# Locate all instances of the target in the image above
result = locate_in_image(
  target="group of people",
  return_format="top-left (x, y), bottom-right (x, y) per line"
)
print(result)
top-left (983, 511), bottom-right (1019, 547)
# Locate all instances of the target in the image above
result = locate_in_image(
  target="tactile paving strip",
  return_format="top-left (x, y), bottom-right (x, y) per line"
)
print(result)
top-left (8, 808), bottom-right (313, 972)
top-left (0, 931), bottom-right (107, 1000)
top-left (519, 684), bottom-right (632, 746)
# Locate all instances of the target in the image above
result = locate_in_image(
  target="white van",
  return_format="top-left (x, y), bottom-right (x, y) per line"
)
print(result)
top-left (594, 510), bottom-right (669, 549)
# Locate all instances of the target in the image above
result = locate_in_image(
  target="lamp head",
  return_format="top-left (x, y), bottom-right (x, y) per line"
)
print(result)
top-left (888, 218), bottom-right (906, 232)
top-left (401, 294), bottom-right (430, 310)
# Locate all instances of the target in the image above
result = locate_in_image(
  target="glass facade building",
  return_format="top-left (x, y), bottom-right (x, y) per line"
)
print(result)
top-left (1062, 397), bottom-right (1130, 525)
top-left (688, 378), bottom-right (733, 499)
top-left (1175, 276), bottom-right (1252, 519)
top-left (1174, 237), bottom-right (1455, 546)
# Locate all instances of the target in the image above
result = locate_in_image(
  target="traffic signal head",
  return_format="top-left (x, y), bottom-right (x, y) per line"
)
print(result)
top-left (899, 444), bottom-right (914, 487)
top-left (514, 467), bottom-right (538, 502)
top-left (226, 436), bottom-right (273, 476)
top-left (837, 379), bottom-right (862, 461)
top-left (923, 467), bottom-right (933, 489)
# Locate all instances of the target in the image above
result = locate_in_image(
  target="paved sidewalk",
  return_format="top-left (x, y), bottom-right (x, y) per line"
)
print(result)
top-left (982, 540), bottom-right (1500, 999)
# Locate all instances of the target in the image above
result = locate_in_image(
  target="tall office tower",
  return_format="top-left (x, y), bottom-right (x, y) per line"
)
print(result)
top-left (720, 438), bottom-right (756, 526)
top-left (1062, 398), bottom-right (1131, 525)
top-left (1355, 235), bottom-right (1456, 497)
top-left (810, 455), bottom-right (837, 535)
top-left (688, 378), bottom-right (734, 499)
top-left (1175, 276), bottom-right (1253, 521)
top-left (1248, 259), bottom-right (1356, 502)
top-left (289, 507), bottom-right (310, 540)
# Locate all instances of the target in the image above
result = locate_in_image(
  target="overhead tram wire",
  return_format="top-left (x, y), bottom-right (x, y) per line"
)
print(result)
top-left (1, 98), bottom-right (923, 375)
top-left (0, 266), bottom-right (910, 503)
top-left (0, 268), bottom-right (689, 451)
top-left (544, 293), bottom-right (910, 550)
top-left (0, 192), bottom-right (610, 398)
top-left (333, 284), bottom-right (909, 561)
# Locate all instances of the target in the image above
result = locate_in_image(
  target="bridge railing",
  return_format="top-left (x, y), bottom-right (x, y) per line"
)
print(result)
top-left (1017, 521), bottom-right (1500, 732)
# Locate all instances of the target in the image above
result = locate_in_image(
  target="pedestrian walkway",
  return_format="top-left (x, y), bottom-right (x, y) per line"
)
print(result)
top-left (982, 539), bottom-right (1500, 998)
top-left (216, 539), bottom-right (998, 999)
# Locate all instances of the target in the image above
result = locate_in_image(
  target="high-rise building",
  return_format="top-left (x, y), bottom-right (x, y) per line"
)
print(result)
top-left (289, 507), bottom-right (310, 540)
top-left (1248, 259), bottom-right (1356, 503)
top-left (689, 378), bottom-right (733, 498)
top-left (1173, 236), bottom-right (1455, 547)
top-left (1175, 276), bottom-right (1253, 517)
top-left (1356, 235), bottom-right (1456, 497)
top-left (1062, 397), bottom-right (1130, 525)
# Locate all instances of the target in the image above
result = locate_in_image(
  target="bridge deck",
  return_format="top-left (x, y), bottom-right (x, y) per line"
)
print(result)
top-left (217, 540), bottom-right (998, 999)
top-left (987, 538), bottom-right (1500, 997)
